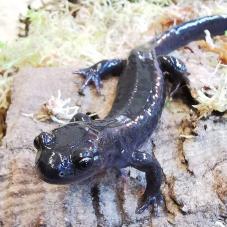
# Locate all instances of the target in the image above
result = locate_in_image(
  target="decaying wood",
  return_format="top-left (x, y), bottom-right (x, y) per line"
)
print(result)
top-left (0, 60), bottom-right (226, 226)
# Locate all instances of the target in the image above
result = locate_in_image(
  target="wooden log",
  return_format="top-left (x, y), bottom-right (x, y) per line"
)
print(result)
top-left (0, 65), bottom-right (226, 226)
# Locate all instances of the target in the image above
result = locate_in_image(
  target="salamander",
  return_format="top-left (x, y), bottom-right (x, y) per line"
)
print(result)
top-left (34, 15), bottom-right (227, 214)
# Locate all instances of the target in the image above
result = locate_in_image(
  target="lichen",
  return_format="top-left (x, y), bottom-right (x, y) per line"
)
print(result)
top-left (23, 90), bottom-right (79, 124)
top-left (193, 65), bottom-right (227, 117)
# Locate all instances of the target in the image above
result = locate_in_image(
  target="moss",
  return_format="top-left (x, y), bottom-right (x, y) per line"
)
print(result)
top-left (0, 0), bottom-right (174, 71)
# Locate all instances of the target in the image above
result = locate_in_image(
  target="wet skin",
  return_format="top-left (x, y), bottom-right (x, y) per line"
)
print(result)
top-left (34, 15), bottom-right (227, 214)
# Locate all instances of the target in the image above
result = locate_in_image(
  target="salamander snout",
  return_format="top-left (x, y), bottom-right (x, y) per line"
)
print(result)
top-left (34, 132), bottom-right (55, 149)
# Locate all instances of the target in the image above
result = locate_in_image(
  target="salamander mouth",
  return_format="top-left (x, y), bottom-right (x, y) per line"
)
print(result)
top-left (36, 172), bottom-right (71, 184)
top-left (35, 149), bottom-right (42, 164)
top-left (36, 171), bottom-right (60, 184)
top-left (35, 161), bottom-right (74, 184)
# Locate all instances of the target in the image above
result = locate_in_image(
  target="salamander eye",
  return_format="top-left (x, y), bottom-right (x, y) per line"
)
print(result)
top-left (78, 157), bottom-right (93, 169)
top-left (34, 132), bottom-right (55, 149)
top-left (72, 149), bottom-right (94, 170)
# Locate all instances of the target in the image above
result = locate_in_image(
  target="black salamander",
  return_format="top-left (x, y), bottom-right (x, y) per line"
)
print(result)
top-left (34, 15), bottom-right (227, 214)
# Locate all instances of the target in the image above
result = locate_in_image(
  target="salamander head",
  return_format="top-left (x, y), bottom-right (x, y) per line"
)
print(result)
top-left (34, 123), bottom-right (103, 184)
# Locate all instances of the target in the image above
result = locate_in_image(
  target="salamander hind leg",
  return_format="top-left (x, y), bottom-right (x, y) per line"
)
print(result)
top-left (73, 59), bottom-right (126, 95)
top-left (158, 55), bottom-right (190, 96)
top-left (129, 151), bottom-right (163, 214)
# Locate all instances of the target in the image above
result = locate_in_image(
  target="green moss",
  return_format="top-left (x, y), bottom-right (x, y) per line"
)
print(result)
top-left (0, 1), bottom-right (174, 71)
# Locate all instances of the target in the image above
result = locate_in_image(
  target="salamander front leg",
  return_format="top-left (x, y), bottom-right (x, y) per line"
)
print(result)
top-left (129, 151), bottom-right (163, 214)
top-left (73, 59), bottom-right (126, 95)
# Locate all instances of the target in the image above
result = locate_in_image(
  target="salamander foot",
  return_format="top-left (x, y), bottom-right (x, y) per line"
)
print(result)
top-left (73, 59), bottom-right (126, 95)
top-left (73, 65), bottom-right (103, 95)
top-left (136, 192), bottom-right (163, 215)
